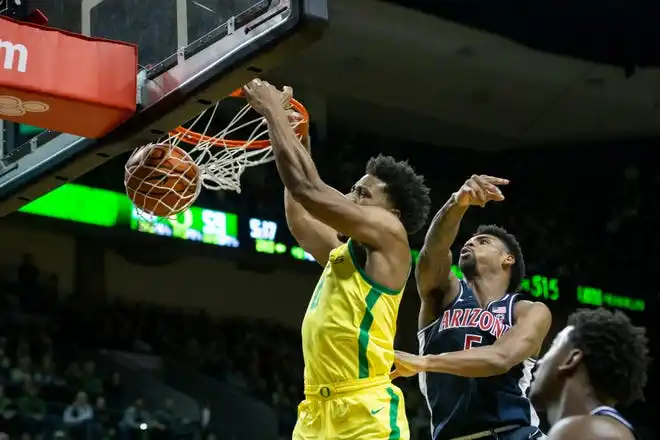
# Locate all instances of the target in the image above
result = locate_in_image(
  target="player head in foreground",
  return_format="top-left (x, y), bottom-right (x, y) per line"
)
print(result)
top-left (529, 308), bottom-right (649, 440)
top-left (244, 79), bottom-right (430, 440)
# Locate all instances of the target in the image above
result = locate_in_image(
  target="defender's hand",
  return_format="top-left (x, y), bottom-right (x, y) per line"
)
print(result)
top-left (243, 79), bottom-right (292, 115)
top-left (455, 175), bottom-right (509, 208)
top-left (390, 351), bottom-right (425, 380)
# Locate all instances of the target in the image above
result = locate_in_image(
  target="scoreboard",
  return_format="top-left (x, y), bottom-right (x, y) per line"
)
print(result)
top-left (19, 183), bottom-right (646, 313)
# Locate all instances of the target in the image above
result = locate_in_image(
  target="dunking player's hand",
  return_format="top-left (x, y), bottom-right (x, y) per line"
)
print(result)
top-left (243, 79), bottom-right (292, 115)
top-left (455, 175), bottom-right (509, 208)
top-left (390, 350), bottom-right (425, 380)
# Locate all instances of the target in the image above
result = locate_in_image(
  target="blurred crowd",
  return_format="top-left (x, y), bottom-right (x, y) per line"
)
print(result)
top-left (0, 259), bottom-right (212, 440)
top-left (57, 300), bottom-right (430, 439)
top-left (0, 241), bottom-right (656, 440)
top-left (0, 255), bottom-right (433, 440)
top-left (0, 326), bottom-right (193, 440)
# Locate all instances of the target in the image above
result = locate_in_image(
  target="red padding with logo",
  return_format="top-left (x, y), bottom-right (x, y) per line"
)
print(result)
top-left (0, 16), bottom-right (138, 138)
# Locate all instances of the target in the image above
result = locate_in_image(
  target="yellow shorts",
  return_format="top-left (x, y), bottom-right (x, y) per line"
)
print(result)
top-left (293, 375), bottom-right (409, 440)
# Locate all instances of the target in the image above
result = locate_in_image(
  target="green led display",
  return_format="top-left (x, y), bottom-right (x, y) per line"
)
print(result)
top-left (20, 183), bottom-right (645, 313)
top-left (19, 183), bottom-right (238, 247)
top-left (291, 246), bottom-right (308, 261)
top-left (520, 275), bottom-right (559, 301)
top-left (19, 184), bottom-right (131, 227)
top-left (254, 239), bottom-right (287, 254)
top-left (413, 253), bottom-right (560, 301)
top-left (577, 286), bottom-right (645, 312)
top-left (406, 247), bottom-right (642, 310)
top-left (131, 207), bottom-right (239, 247)
top-left (19, 124), bottom-right (46, 136)
top-left (451, 264), bottom-right (464, 279)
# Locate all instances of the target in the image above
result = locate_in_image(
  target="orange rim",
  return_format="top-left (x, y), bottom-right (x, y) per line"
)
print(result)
top-left (170, 88), bottom-right (310, 149)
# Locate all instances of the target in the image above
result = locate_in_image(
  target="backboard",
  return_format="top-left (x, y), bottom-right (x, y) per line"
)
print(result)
top-left (0, 0), bottom-right (327, 215)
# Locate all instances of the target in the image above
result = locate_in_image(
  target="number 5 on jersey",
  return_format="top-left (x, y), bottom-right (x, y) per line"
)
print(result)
top-left (464, 334), bottom-right (482, 350)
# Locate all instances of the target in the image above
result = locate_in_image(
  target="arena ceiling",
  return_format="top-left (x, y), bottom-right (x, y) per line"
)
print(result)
top-left (270, 0), bottom-right (660, 149)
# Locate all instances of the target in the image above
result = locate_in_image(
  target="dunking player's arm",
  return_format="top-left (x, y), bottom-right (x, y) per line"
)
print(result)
top-left (283, 129), bottom-right (342, 266)
top-left (243, 80), bottom-right (409, 282)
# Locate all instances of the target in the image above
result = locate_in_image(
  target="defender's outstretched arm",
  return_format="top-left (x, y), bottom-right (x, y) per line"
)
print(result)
top-left (417, 175), bottom-right (508, 328)
top-left (284, 134), bottom-right (341, 266)
top-left (416, 193), bottom-right (468, 328)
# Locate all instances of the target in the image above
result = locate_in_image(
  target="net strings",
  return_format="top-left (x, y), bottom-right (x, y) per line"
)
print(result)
top-left (167, 100), bottom-right (305, 194)
top-left (126, 98), bottom-right (304, 220)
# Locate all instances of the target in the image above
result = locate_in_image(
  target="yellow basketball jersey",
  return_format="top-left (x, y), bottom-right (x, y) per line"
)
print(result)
top-left (301, 239), bottom-right (408, 385)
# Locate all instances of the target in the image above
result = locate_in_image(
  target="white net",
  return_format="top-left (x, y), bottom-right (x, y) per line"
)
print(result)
top-left (163, 97), bottom-right (307, 194)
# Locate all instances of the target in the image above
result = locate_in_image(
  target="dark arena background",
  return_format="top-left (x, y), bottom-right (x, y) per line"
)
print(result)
top-left (0, 0), bottom-right (658, 439)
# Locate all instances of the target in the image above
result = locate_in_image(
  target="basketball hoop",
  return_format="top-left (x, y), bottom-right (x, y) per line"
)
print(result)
top-left (166, 88), bottom-right (310, 193)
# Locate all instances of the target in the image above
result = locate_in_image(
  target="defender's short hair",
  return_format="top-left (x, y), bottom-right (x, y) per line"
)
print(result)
top-left (568, 308), bottom-right (650, 405)
top-left (475, 224), bottom-right (525, 291)
top-left (366, 155), bottom-right (431, 235)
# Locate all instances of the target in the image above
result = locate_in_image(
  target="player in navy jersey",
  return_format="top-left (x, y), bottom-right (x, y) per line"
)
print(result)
top-left (391, 175), bottom-right (552, 440)
top-left (529, 308), bottom-right (649, 440)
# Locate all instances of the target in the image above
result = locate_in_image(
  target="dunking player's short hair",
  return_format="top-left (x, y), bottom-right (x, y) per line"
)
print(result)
top-left (365, 155), bottom-right (431, 235)
top-left (568, 308), bottom-right (650, 405)
top-left (475, 224), bottom-right (525, 291)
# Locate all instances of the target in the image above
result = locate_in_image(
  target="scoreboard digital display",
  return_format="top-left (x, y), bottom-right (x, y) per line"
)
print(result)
top-left (249, 217), bottom-right (315, 262)
top-left (132, 208), bottom-right (239, 247)
top-left (19, 183), bottom-right (239, 248)
top-left (19, 183), bottom-right (645, 312)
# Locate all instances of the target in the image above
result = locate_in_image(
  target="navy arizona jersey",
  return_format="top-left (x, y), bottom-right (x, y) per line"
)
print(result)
top-left (591, 406), bottom-right (636, 439)
top-left (418, 279), bottom-right (542, 440)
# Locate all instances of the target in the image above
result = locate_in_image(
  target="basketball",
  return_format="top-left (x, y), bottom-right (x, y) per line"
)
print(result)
top-left (124, 143), bottom-right (200, 217)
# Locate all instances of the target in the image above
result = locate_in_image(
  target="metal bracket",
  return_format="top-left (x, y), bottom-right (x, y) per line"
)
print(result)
top-left (0, 119), bottom-right (5, 158)
top-left (0, 161), bottom-right (19, 178)
top-left (227, 16), bottom-right (236, 35)
top-left (135, 69), bottom-right (147, 107)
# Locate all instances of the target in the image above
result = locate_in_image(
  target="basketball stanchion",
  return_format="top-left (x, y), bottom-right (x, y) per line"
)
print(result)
top-left (124, 88), bottom-right (309, 218)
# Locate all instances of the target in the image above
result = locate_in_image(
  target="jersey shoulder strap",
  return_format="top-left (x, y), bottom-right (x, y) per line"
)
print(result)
top-left (590, 406), bottom-right (635, 434)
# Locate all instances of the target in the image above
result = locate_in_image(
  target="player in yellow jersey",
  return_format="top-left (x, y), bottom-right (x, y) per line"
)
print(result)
top-left (244, 79), bottom-right (431, 440)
